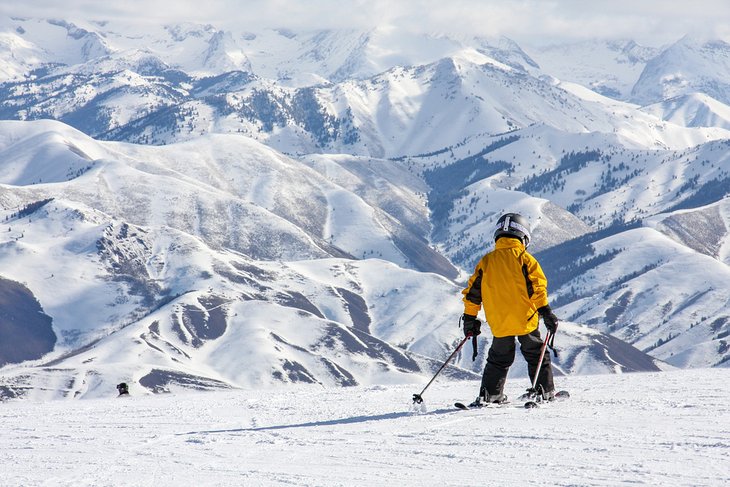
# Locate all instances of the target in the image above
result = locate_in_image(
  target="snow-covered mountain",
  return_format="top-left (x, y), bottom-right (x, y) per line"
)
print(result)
top-left (527, 37), bottom-right (730, 109)
top-left (4, 17), bottom-right (730, 156)
top-left (0, 18), bottom-right (537, 84)
top-left (5, 41), bottom-right (729, 158)
top-left (631, 37), bottom-right (730, 106)
top-left (0, 18), bottom-right (113, 77)
top-left (0, 120), bottom-right (666, 400)
top-left (1, 15), bottom-right (730, 399)
top-left (525, 39), bottom-right (658, 101)
top-left (641, 92), bottom-right (730, 130)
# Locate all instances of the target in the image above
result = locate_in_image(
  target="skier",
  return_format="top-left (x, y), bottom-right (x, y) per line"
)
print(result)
top-left (116, 382), bottom-right (130, 397)
top-left (461, 213), bottom-right (559, 406)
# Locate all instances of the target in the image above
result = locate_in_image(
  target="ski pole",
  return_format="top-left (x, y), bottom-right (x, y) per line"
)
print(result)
top-left (412, 334), bottom-right (471, 404)
top-left (527, 330), bottom-right (551, 395)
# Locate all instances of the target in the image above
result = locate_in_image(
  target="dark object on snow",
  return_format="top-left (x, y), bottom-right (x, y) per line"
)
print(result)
top-left (116, 382), bottom-right (130, 397)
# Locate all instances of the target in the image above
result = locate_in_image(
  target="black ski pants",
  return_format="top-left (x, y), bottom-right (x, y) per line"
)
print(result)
top-left (480, 329), bottom-right (554, 396)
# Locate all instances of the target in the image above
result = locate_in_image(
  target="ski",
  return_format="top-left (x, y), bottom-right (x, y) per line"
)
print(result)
top-left (456, 390), bottom-right (569, 410)
top-left (524, 389), bottom-right (570, 409)
top-left (454, 400), bottom-right (511, 410)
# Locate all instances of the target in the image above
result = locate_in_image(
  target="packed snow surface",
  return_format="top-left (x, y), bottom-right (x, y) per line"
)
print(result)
top-left (2, 368), bottom-right (728, 486)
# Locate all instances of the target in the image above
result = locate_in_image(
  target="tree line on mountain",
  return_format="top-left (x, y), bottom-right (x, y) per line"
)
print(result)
top-left (4, 198), bottom-right (54, 222)
top-left (518, 149), bottom-right (602, 195)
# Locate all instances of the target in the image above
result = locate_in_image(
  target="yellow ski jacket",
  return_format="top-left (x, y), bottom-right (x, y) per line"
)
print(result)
top-left (462, 238), bottom-right (549, 337)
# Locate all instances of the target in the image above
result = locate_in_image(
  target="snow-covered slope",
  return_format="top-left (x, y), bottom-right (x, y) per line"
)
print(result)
top-left (0, 17), bottom-right (113, 79)
top-left (2, 16), bottom-right (730, 398)
top-left (647, 198), bottom-right (730, 265)
top-left (0, 120), bottom-right (448, 271)
top-left (398, 120), bottom-right (730, 369)
top-left (5, 17), bottom-right (730, 159)
top-left (0, 18), bottom-right (536, 84)
top-left (525, 39), bottom-right (657, 100)
top-left (7, 44), bottom-right (727, 159)
top-left (2, 368), bottom-right (729, 486)
top-left (631, 37), bottom-right (730, 106)
top-left (542, 226), bottom-right (730, 368)
top-left (0, 120), bottom-right (665, 399)
top-left (641, 93), bottom-right (730, 130)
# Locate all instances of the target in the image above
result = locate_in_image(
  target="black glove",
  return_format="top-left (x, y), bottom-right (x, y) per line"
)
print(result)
top-left (462, 314), bottom-right (481, 337)
top-left (538, 305), bottom-right (559, 335)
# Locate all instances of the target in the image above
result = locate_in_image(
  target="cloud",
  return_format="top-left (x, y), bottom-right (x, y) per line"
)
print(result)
top-left (2, 0), bottom-right (729, 46)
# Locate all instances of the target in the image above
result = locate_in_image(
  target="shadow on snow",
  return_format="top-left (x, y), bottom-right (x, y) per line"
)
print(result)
top-left (177, 407), bottom-right (457, 436)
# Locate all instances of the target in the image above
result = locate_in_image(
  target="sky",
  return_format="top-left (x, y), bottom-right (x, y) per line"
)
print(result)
top-left (2, 0), bottom-right (730, 46)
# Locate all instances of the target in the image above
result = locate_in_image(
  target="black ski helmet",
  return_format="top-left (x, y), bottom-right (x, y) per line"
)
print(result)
top-left (494, 213), bottom-right (531, 247)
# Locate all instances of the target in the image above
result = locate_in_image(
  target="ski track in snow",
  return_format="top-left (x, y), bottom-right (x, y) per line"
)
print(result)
top-left (1, 369), bottom-right (729, 486)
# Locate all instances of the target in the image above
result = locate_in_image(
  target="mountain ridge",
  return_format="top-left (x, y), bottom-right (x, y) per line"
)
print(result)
top-left (1, 16), bottom-right (729, 399)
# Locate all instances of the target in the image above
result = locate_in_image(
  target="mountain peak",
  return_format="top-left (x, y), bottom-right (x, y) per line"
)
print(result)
top-left (200, 30), bottom-right (252, 74)
top-left (631, 36), bottom-right (730, 106)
